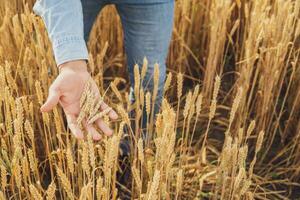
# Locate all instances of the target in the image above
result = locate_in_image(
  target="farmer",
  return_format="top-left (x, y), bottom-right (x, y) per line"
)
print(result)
top-left (33, 0), bottom-right (174, 196)
top-left (33, 0), bottom-right (174, 142)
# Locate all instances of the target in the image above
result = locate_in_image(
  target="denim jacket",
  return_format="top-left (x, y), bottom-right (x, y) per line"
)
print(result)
top-left (33, 0), bottom-right (171, 66)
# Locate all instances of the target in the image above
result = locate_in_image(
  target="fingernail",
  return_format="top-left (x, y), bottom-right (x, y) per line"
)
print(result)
top-left (93, 134), bottom-right (102, 141)
top-left (76, 133), bottom-right (84, 139)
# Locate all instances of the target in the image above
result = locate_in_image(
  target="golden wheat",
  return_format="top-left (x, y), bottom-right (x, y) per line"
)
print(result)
top-left (0, 1), bottom-right (299, 200)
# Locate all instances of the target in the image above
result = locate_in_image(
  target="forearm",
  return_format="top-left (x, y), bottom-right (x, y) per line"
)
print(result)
top-left (33, 0), bottom-right (88, 66)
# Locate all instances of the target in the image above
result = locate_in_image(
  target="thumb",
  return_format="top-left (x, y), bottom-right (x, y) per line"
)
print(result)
top-left (40, 87), bottom-right (60, 112)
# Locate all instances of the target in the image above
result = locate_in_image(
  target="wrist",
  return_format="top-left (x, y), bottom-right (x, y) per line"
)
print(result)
top-left (58, 60), bottom-right (88, 73)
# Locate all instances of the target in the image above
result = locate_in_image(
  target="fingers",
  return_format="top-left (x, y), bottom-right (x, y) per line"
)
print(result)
top-left (85, 123), bottom-right (102, 141)
top-left (91, 81), bottom-right (118, 120)
top-left (96, 118), bottom-right (113, 136)
top-left (66, 114), bottom-right (84, 139)
top-left (66, 113), bottom-right (113, 141)
top-left (100, 102), bottom-right (118, 120)
top-left (41, 86), bottom-right (60, 112)
top-left (66, 115), bottom-right (103, 141)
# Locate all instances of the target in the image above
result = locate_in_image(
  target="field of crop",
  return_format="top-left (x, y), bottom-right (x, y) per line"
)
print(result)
top-left (0, 0), bottom-right (299, 199)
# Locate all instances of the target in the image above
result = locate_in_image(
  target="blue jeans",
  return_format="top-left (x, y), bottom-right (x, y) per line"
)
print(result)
top-left (82, 0), bottom-right (174, 136)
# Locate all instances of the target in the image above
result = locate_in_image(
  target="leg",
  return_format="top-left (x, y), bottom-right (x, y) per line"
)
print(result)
top-left (115, 3), bottom-right (174, 199)
top-left (81, 0), bottom-right (106, 41)
top-left (116, 1), bottom-right (175, 137)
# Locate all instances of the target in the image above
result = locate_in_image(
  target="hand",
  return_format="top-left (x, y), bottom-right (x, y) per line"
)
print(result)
top-left (40, 60), bottom-right (118, 140)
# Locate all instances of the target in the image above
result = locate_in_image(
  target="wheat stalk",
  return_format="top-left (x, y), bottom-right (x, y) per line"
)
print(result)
top-left (56, 167), bottom-right (74, 200)
top-left (66, 146), bottom-right (74, 174)
top-left (46, 181), bottom-right (56, 200)
top-left (0, 165), bottom-right (7, 191)
top-left (29, 184), bottom-right (43, 200)
top-left (147, 170), bottom-right (160, 200)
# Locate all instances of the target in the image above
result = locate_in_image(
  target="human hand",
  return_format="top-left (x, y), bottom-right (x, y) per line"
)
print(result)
top-left (40, 60), bottom-right (118, 140)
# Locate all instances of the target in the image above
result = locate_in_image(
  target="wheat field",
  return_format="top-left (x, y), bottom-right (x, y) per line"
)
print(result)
top-left (0, 0), bottom-right (299, 199)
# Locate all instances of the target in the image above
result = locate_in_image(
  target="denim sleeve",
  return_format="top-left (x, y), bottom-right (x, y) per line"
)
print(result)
top-left (33, 0), bottom-right (89, 66)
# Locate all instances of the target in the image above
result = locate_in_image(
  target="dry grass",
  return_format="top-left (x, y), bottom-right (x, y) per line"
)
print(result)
top-left (0, 0), bottom-right (299, 199)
